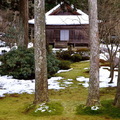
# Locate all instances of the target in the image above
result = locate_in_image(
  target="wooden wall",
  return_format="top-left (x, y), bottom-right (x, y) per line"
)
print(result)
top-left (29, 24), bottom-right (89, 48)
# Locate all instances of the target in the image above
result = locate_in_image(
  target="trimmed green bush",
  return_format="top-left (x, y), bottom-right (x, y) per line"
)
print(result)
top-left (0, 47), bottom-right (60, 79)
top-left (56, 50), bottom-right (89, 62)
top-left (56, 50), bottom-right (73, 61)
top-left (59, 60), bottom-right (71, 70)
top-left (71, 54), bottom-right (82, 62)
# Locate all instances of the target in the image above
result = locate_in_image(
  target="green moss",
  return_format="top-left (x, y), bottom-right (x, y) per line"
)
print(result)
top-left (0, 62), bottom-right (118, 120)
top-left (56, 61), bottom-right (90, 80)
top-left (76, 104), bottom-right (104, 115)
top-left (76, 100), bottom-right (120, 118)
top-left (32, 102), bottom-right (63, 116)
top-left (101, 100), bottom-right (120, 118)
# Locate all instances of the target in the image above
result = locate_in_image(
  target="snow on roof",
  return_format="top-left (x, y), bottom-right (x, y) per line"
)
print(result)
top-left (28, 4), bottom-right (89, 25)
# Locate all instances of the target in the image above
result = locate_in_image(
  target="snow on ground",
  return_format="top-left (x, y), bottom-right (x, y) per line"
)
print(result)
top-left (0, 46), bottom-right (10, 55)
top-left (0, 66), bottom-right (118, 97)
top-left (0, 41), bottom-right (119, 97)
top-left (77, 66), bottom-right (118, 88)
top-left (57, 68), bottom-right (73, 73)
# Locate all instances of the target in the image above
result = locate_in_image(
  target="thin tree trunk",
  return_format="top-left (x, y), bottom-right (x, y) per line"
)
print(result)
top-left (109, 62), bottom-right (115, 83)
top-left (86, 0), bottom-right (100, 106)
top-left (34, 0), bottom-right (48, 104)
top-left (113, 55), bottom-right (120, 107)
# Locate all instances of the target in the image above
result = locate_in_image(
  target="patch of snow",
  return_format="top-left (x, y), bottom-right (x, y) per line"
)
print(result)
top-left (0, 40), bottom-right (6, 46)
top-left (84, 68), bottom-right (89, 70)
top-left (28, 42), bottom-right (33, 48)
top-left (10, 44), bottom-right (18, 50)
top-left (0, 76), bottom-right (65, 97)
top-left (91, 106), bottom-right (99, 111)
top-left (0, 46), bottom-right (10, 55)
top-left (57, 68), bottom-right (73, 73)
top-left (52, 48), bottom-right (68, 53)
top-left (76, 66), bottom-right (118, 88)
top-left (63, 81), bottom-right (73, 85)
top-left (48, 77), bottom-right (65, 89)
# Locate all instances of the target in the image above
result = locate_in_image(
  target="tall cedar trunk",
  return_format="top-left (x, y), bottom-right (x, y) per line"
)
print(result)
top-left (113, 55), bottom-right (120, 107)
top-left (34, 0), bottom-right (48, 104)
top-left (86, 0), bottom-right (100, 106)
top-left (18, 0), bottom-right (29, 47)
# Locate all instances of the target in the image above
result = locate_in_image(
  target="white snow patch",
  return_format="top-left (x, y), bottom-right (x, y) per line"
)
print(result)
top-left (0, 46), bottom-right (10, 55)
top-left (52, 48), bottom-right (68, 53)
top-left (76, 66), bottom-right (118, 88)
top-left (48, 77), bottom-right (64, 89)
top-left (57, 68), bottom-right (73, 73)
top-left (0, 76), bottom-right (65, 97)
top-left (28, 42), bottom-right (33, 48)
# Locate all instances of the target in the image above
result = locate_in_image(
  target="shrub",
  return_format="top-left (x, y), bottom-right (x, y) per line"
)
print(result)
top-left (56, 50), bottom-right (73, 61)
top-left (0, 47), bottom-right (35, 79)
top-left (56, 50), bottom-right (89, 62)
top-left (0, 47), bottom-right (60, 79)
top-left (71, 54), bottom-right (82, 62)
top-left (81, 56), bottom-right (90, 61)
top-left (59, 60), bottom-right (71, 70)
top-left (47, 53), bottom-right (60, 78)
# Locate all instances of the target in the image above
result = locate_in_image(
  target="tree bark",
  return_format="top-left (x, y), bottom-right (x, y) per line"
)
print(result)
top-left (86, 0), bottom-right (100, 106)
top-left (113, 54), bottom-right (120, 107)
top-left (109, 60), bottom-right (115, 83)
top-left (34, 0), bottom-right (49, 104)
top-left (18, 0), bottom-right (29, 47)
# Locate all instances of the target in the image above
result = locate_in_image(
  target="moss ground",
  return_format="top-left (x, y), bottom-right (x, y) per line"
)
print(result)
top-left (0, 61), bottom-right (118, 120)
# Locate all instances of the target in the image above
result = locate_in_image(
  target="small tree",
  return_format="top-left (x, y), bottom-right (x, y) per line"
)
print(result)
top-left (99, 0), bottom-right (120, 83)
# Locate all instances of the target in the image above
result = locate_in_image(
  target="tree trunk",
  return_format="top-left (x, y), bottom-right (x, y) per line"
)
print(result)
top-left (18, 0), bottom-right (29, 47)
top-left (109, 61), bottom-right (115, 83)
top-left (113, 55), bottom-right (120, 107)
top-left (86, 0), bottom-right (100, 106)
top-left (34, 0), bottom-right (49, 104)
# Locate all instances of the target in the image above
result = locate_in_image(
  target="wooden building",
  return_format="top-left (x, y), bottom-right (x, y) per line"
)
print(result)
top-left (29, 2), bottom-right (89, 48)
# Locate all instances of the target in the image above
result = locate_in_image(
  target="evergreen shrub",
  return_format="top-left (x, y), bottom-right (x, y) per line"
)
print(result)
top-left (71, 53), bottom-right (82, 62)
top-left (47, 53), bottom-right (60, 78)
top-left (0, 47), bottom-right (60, 79)
top-left (59, 60), bottom-right (71, 70)
top-left (56, 50), bottom-right (89, 62)
top-left (0, 47), bottom-right (34, 79)
top-left (56, 50), bottom-right (73, 61)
